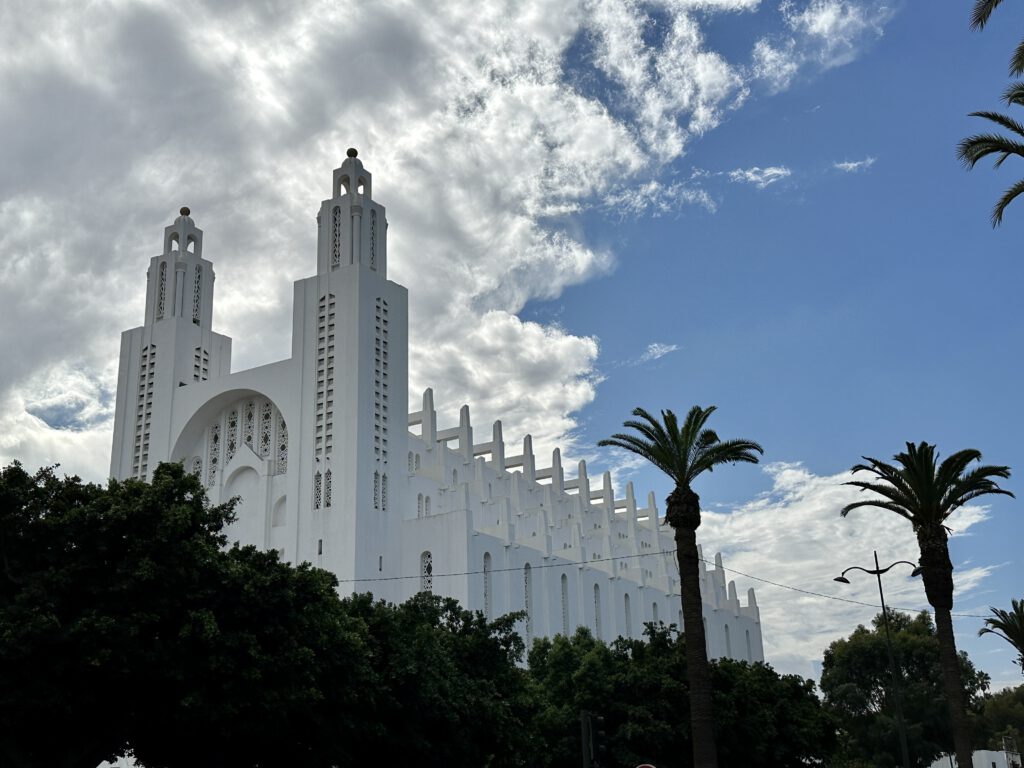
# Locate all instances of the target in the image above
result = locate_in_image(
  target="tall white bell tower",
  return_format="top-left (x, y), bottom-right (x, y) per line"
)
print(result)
top-left (110, 208), bottom-right (232, 481)
top-left (289, 148), bottom-right (409, 585)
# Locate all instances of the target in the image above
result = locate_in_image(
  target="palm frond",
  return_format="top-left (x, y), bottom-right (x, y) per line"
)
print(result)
top-left (991, 177), bottom-right (1024, 226)
top-left (935, 449), bottom-right (983, 496)
top-left (1003, 81), bottom-right (1024, 107)
top-left (957, 132), bottom-right (1024, 168)
top-left (839, 498), bottom-right (916, 523)
top-left (967, 111), bottom-right (1024, 140)
top-left (847, 456), bottom-right (918, 509)
top-left (978, 599), bottom-right (1024, 663)
top-left (601, 404), bottom-right (760, 490)
top-left (841, 441), bottom-right (1011, 526)
top-left (971, 0), bottom-right (1005, 30)
top-left (1012, 38), bottom-right (1024, 77)
top-left (691, 438), bottom-right (764, 479)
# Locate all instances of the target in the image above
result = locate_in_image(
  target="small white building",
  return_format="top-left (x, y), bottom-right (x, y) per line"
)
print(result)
top-left (108, 152), bottom-right (765, 661)
top-left (929, 750), bottom-right (1022, 768)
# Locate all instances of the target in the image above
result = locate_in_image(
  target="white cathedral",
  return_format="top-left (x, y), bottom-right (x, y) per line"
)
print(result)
top-left (109, 151), bottom-right (765, 662)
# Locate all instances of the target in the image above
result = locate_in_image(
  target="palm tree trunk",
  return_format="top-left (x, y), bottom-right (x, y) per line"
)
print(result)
top-left (918, 525), bottom-right (973, 768)
top-left (934, 605), bottom-right (973, 768)
top-left (668, 486), bottom-right (718, 768)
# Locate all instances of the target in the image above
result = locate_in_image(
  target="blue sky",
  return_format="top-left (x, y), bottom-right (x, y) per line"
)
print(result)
top-left (0, 0), bottom-right (1020, 686)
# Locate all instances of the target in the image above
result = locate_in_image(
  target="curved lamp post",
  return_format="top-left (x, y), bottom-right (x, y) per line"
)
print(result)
top-left (834, 550), bottom-right (923, 768)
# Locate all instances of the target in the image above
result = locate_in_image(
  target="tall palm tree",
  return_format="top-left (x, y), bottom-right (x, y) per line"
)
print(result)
top-left (979, 598), bottom-right (1024, 675)
top-left (957, 83), bottom-right (1024, 226)
top-left (841, 441), bottom-right (1013, 768)
top-left (599, 406), bottom-right (762, 768)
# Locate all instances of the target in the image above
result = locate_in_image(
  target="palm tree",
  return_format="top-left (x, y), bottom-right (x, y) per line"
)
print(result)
top-left (979, 598), bottom-right (1024, 675)
top-left (957, 83), bottom-right (1024, 226)
top-left (841, 441), bottom-right (1014, 768)
top-left (599, 406), bottom-right (762, 768)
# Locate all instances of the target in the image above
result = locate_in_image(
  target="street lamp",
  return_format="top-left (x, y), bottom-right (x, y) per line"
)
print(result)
top-left (834, 550), bottom-right (922, 768)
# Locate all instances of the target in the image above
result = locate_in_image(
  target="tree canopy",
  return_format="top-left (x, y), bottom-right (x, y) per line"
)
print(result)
top-left (527, 624), bottom-right (836, 768)
top-left (0, 462), bottom-right (538, 768)
top-left (820, 611), bottom-right (991, 768)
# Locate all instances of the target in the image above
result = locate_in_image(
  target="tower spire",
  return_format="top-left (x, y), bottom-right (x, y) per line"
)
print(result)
top-left (316, 148), bottom-right (387, 276)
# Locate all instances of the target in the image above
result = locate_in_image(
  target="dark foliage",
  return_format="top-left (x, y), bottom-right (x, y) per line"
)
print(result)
top-left (527, 623), bottom-right (836, 768)
top-left (821, 611), bottom-right (991, 768)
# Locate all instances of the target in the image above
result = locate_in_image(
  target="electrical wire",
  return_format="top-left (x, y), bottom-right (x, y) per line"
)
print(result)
top-left (334, 547), bottom-right (993, 620)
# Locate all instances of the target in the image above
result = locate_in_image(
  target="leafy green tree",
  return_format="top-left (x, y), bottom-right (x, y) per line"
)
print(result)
top-left (976, 684), bottom-right (1024, 752)
top-left (0, 461), bottom-right (373, 768)
top-left (841, 442), bottom-right (1013, 768)
top-left (527, 624), bottom-right (835, 768)
top-left (979, 599), bottom-right (1024, 675)
top-left (821, 611), bottom-right (991, 768)
top-left (340, 592), bottom-right (540, 767)
top-left (599, 406), bottom-right (763, 768)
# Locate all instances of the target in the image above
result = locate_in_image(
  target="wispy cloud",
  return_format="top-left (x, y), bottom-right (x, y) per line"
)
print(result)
top-left (604, 181), bottom-right (716, 217)
top-left (728, 165), bottom-right (792, 188)
top-left (833, 156), bottom-right (876, 172)
top-left (751, 0), bottom-right (894, 91)
top-left (636, 342), bottom-right (681, 365)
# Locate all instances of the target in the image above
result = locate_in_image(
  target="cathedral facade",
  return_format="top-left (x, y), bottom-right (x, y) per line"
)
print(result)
top-left (109, 153), bottom-right (765, 662)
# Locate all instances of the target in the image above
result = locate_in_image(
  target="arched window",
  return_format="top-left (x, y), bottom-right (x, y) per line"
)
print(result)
top-left (414, 454), bottom-right (421, 470)
top-left (425, 496), bottom-right (431, 515)
top-left (593, 583), bottom-right (603, 640)
top-left (324, 469), bottom-right (332, 508)
top-left (313, 471), bottom-right (322, 509)
top-left (452, 469), bottom-right (458, 487)
top-left (483, 553), bottom-right (492, 619)
top-left (746, 629), bottom-right (752, 661)
top-left (408, 451), bottom-right (414, 472)
top-left (561, 574), bottom-right (569, 636)
top-left (381, 474), bottom-right (388, 511)
top-left (417, 493), bottom-right (424, 518)
top-left (420, 551), bottom-right (433, 593)
top-left (624, 593), bottom-right (633, 639)
top-left (725, 623), bottom-right (732, 657)
top-left (373, 471), bottom-right (380, 509)
top-left (652, 602), bottom-right (659, 623)
top-left (523, 563), bottom-right (533, 643)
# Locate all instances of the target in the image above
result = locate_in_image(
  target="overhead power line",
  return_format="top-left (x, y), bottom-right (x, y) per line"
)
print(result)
top-left (333, 547), bottom-right (992, 620)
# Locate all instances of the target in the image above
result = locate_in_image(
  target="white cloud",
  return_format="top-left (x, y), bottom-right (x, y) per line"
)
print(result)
top-left (0, 0), bottom-right (897, 486)
top-left (698, 462), bottom-right (995, 680)
top-left (604, 179), bottom-right (716, 216)
top-left (751, 0), bottom-right (893, 91)
top-left (833, 155), bottom-right (876, 172)
top-left (752, 38), bottom-right (801, 91)
top-left (728, 165), bottom-right (792, 188)
top-left (636, 342), bottom-right (682, 364)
